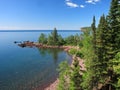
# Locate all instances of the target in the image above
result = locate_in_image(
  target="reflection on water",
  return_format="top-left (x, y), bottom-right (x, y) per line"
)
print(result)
top-left (0, 47), bottom-right (71, 90)
top-left (0, 31), bottom-right (78, 90)
top-left (38, 48), bottom-right (63, 64)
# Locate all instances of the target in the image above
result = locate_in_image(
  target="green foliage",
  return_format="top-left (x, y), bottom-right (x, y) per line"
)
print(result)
top-left (38, 1), bottom-right (120, 90)
top-left (38, 28), bottom-right (82, 46)
top-left (76, 50), bottom-right (84, 58)
top-left (65, 34), bottom-right (81, 46)
top-left (47, 34), bottom-right (54, 45)
top-left (112, 52), bottom-right (120, 89)
top-left (81, 0), bottom-right (120, 90)
top-left (39, 28), bottom-right (65, 46)
top-left (65, 35), bottom-right (75, 45)
top-left (112, 52), bottom-right (120, 74)
top-left (81, 27), bottom-right (91, 35)
top-left (47, 28), bottom-right (59, 45)
top-left (51, 28), bottom-right (59, 45)
top-left (80, 27), bottom-right (93, 61)
top-left (91, 16), bottom-right (97, 54)
top-left (69, 48), bottom-right (77, 55)
top-left (57, 58), bottom-right (83, 90)
top-left (57, 61), bottom-right (70, 90)
top-left (107, 0), bottom-right (120, 54)
top-left (95, 15), bottom-right (108, 85)
top-left (70, 58), bottom-right (82, 90)
top-left (38, 33), bottom-right (47, 44)
top-left (80, 25), bottom-right (96, 90)
top-left (57, 35), bottom-right (65, 45)
top-left (104, 0), bottom-right (120, 89)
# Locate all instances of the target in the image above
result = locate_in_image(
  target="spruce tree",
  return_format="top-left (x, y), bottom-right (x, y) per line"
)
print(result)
top-left (95, 15), bottom-right (109, 88)
top-left (81, 26), bottom-right (97, 90)
top-left (112, 52), bottom-right (120, 89)
top-left (70, 57), bottom-right (82, 90)
top-left (91, 16), bottom-right (100, 89)
top-left (107, 0), bottom-right (120, 56)
top-left (51, 27), bottom-right (58, 45)
top-left (105, 0), bottom-right (120, 89)
top-left (91, 16), bottom-right (97, 53)
top-left (57, 61), bottom-right (70, 90)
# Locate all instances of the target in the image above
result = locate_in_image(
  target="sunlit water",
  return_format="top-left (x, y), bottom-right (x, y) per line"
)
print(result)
top-left (0, 30), bottom-right (81, 90)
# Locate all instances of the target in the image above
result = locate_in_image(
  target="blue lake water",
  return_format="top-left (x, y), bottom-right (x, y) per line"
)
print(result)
top-left (0, 30), bottom-right (81, 90)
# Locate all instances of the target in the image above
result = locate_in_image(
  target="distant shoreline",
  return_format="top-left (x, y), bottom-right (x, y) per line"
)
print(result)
top-left (0, 30), bottom-right (81, 32)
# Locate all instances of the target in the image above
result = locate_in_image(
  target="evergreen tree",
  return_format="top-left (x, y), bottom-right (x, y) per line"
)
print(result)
top-left (38, 33), bottom-right (47, 44)
top-left (107, 0), bottom-right (120, 56)
top-left (91, 16), bottom-right (97, 53)
top-left (65, 35), bottom-right (75, 45)
top-left (80, 27), bottom-right (95, 90)
top-left (58, 35), bottom-right (65, 45)
top-left (47, 34), bottom-right (54, 45)
top-left (51, 27), bottom-right (58, 45)
top-left (57, 61), bottom-right (70, 90)
top-left (112, 52), bottom-right (120, 90)
top-left (105, 0), bottom-right (120, 89)
top-left (90, 16), bottom-right (99, 89)
top-left (95, 15), bottom-right (109, 88)
top-left (70, 57), bottom-right (82, 90)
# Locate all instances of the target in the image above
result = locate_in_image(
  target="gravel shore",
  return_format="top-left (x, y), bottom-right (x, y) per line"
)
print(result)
top-left (44, 79), bottom-right (59, 90)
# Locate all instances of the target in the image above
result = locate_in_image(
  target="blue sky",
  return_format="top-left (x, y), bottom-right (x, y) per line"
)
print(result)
top-left (0, 0), bottom-right (111, 30)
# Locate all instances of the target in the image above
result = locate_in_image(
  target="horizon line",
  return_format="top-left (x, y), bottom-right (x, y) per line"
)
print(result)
top-left (0, 29), bottom-right (81, 31)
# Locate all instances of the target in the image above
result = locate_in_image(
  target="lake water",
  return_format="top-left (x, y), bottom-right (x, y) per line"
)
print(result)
top-left (0, 30), bottom-right (81, 90)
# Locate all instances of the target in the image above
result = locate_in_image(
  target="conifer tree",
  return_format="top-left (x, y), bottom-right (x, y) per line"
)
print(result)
top-left (80, 26), bottom-right (96, 90)
top-left (112, 52), bottom-right (120, 89)
top-left (106, 0), bottom-right (120, 89)
top-left (57, 61), bottom-right (70, 90)
top-left (51, 27), bottom-right (58, 45)
top-left (90, 16), bottom-right (99, 89)
top-left (70, 57), bottom-right (82, 90)
top-left (91, 16), bottom-right (97, 53)
top-left (95, 15), bottom-right (109, 87)
top-left (107, 0), bottom-right (120, 56)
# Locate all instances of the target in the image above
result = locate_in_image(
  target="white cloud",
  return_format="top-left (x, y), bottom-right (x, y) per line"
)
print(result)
top-left (65, 0), bottom-right (101, 9)
top-left (65, 0), bottom-right (70, 1)
top-left (85, 0), bottom-right (100, 4)
top-left (66, 2), bottom-right (79, 8)
top-left (80, 5), bottom-right (85, 8)
top-left (65, 0), bottom-right (85, 8)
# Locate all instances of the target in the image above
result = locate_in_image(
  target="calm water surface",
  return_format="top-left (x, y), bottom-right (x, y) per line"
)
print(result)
top-left (0, 30), bottom-right (81, 90)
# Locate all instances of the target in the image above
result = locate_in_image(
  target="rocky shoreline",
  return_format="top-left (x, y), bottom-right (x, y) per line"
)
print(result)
top-left (15, 41), bottom-right (84, 90)
top-left (44, 79), bottom-right (59, 90)
top-left (16, 41), bottom-right (78, 52)
top-left (43, 56), bottom-right (85, 90)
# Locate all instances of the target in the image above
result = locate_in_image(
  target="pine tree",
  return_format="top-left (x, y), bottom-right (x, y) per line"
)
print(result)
top-left (91, 16), bottom-right (97, 53)
top-left (95, 15), bottom-right (109, 88)
top-left (107, 0), bottom-right (120, 56)
top-left (57, 61), bottom-right (70, 90)
top-left (51, 27), bottom-right (58, 45)
top-left (90, 16), bottom-right (99, 89)
top-left (39, 33), bottom-right (47, 44)
top-left (112, 52), bottom-right (120, 90)
top-left (80, 26), bottom-right (96, 90)
top-left (106, 0), bottom-right (120, 89)
top-left (70, 57), bottom-right (82, 90)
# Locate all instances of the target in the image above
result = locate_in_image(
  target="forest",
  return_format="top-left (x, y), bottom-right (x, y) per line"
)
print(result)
top-left (57, 0), bottom-right (120, 90)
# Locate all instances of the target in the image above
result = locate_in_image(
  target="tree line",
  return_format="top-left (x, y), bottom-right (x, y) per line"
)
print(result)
top-left (38, 28), bottom-right (82, 46)
top-left (57, 0), bottom-right (120, 90)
